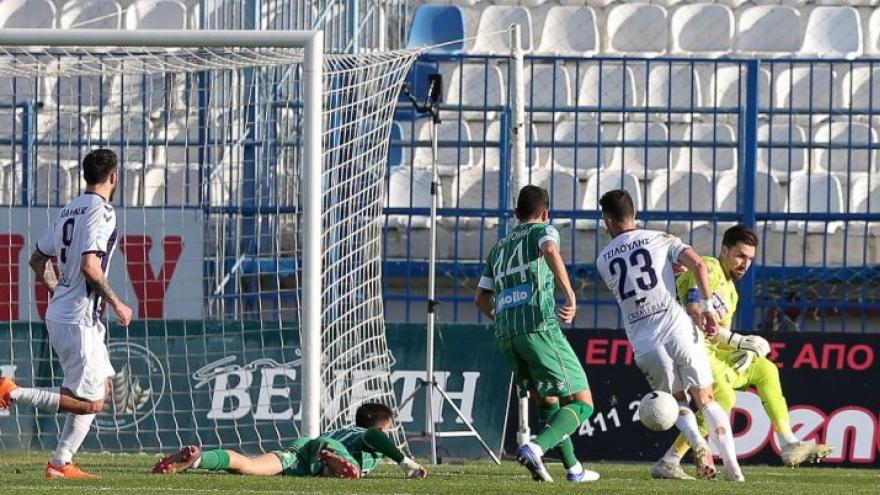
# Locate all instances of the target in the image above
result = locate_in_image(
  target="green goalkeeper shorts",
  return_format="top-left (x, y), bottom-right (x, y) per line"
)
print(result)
top-left (272, 437), bottom-right (355, 477)
top-left (498, 330), bottom-right (589, 399)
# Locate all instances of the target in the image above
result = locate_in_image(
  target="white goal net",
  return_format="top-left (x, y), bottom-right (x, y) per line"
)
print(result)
top-left (0, 31), bottom-right (418, 453)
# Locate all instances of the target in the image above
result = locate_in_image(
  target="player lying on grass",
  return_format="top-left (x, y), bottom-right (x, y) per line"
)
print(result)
top-left (596, 190), bottom-right (743, 482)
top-left (153, 402), bottom-right (426, 479)
top-left (652, 225), bottom-right (833, 480)
top-left (475, 185), bottom-right (599, 483)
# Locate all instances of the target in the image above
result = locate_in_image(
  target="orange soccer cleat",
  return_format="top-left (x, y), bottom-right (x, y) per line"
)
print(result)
top-left (319, 449), bottom-right (361, 479)
top-left (45, 462), bottom-right (99, 479)
top-left (0, 377), bottom-right (17, 410)
top-left (152, 446), bottom-right (201, 474)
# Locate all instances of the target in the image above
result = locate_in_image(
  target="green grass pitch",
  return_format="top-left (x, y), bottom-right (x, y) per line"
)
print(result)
top-left (2, 453), bottom-right (878, 495)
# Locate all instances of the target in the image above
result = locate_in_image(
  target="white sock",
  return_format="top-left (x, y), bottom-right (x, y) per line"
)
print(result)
top-left (566, 463), bottom-right (584, 475)
top-left (51, 413), bottom-right (95, 466)
top-left (10, 386), bottom-right (61, 412)
top-left (192, 456), bottom-right (202, 469)
top-left (701, 401), bottom-right (741, 474)
top-left (674, 407), bottom-right (707, 454)
top-left (778, 430), bottom-right (800, 446)
top-left (526, 441), bottom-right (545, 457)
top-left (662, 444), bottom-right (684, 463)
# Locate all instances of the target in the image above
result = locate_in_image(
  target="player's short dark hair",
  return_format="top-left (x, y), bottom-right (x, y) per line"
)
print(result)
top-left (515, 185), bottom-right (550, 220)
top-left (355, 402), bottom-right (395, 428)
top-left (599, 189), bottom-right (635, 223)
top-left (82, 149), bottom-right (118, 185)
top-left (722, 224), bottom-right (758, 249)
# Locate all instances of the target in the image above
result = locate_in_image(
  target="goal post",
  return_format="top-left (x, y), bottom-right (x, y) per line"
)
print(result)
top-left (0, 29), bottom-right (417, 451)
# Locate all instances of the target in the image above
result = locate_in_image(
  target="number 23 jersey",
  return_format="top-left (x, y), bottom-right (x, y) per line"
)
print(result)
top-left (36, 191), bottom-right (118, 325)
top-left (596, 229), bottom-right (693, 354)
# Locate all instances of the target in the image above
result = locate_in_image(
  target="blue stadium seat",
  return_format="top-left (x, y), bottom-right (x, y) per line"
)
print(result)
top-left (406, 5), bottom-right (465, 54)
top-left (388, 121), bottom-right (404, 172)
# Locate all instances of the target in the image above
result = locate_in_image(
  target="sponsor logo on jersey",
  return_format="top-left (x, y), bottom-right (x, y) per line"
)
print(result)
top-left (95, 343), bottom-right (166, 430)
top-left (496, 284), bottom-right (532, 313)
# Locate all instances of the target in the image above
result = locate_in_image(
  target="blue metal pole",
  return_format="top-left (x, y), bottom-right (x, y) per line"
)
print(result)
top-left (739, 60), bottom-right (760, 331)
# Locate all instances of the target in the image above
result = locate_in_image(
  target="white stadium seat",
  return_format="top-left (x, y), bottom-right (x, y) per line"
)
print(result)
top-left (849, 174), bottom-right (880, 233)
top-left (675, 122), bottom-right (737, 175)
top-left (842, 66), bottom-right (880, 116)
top-left (59, 0), bottom-right (122, 29)
top-left (716, 171), bottom-right (784, 213)
top-left (535, 6), bottom-right (599, 57)
top-left (471, 6), bottom-right (532, 55)
top-left (484, 120), bottom-right (539, 170)
top-left (773, 66), bottom-right (838, 114)
top-left (647, 170), bottom-right (713, 230)
top-left (528, 166), bottom-right (579, 226)
top-left (642, 64), bottom-right (702, 121)
top-left (413, 119), bottom-right (474, 177)
top-left (549, 120), bottom-right (608, 176)
top-left (143, 163), bottom-right (200, 206)
top-left (524, 64), bottom-right (571, 122)
top-left (578, 170), bottom-right (641, 230)
top-left (812, 121), bottom-right (879, 174)
top-left (777, 173), bottom-right (845, 233)
top-left (736, 6), bottom-right (803, 56)
top-left (705, 65), bottom-right (772, 117)
top-left (88, 112), bottom-right (153, 163)
top-left (670, 3), bottom-right (735, 56)
top-left (606, 4), bottom-right (668, 56)
top-left (800, 6), bottom-right (863, 59)
top-left (608, 122), bottom-right (670, 180)
top-left (0, 0), bottom-right (55, 28)
top-left (385, 167), bottom-right (434, 229)
top-left (448, 166), bottom-right (500, 228)
top-left (125, 0), bottom-right (187, 30)
top-left (576, 64), bottom-right (637, 122)
top-left (757, 121), bottom-right (808, 182)
top-left (50, 74), bottom-right (122, 111)
top-left (868, 9), bottom-right (880, 55)
top-left (35, 112), bottom-right (89, 162)
top-left (444, 64), bottom-right (505, 121)
top-left (152, 115), bottom-right (201, 166)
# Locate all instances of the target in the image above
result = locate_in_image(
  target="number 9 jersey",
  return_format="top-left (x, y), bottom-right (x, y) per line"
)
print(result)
top-left (596, 229), bottom-right (693, 355)
top-left (36, 191), bottom-right (118, 325)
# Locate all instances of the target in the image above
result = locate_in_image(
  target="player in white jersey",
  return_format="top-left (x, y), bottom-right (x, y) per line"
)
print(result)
top-left (0, 149), bottom-right (133, 479)
top-left (595, 190), bottom-right (744, 482)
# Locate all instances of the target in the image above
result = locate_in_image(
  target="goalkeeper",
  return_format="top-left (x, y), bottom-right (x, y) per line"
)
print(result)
top-left (652, 225), bottom-right (833, 480)
top-left (153, 402), bottom-right (426, 479)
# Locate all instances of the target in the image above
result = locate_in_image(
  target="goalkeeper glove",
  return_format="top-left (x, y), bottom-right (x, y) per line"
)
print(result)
top-left (715, 328), bottom-right (771, 357)
top-left (398, 457), bottom-right (427, 479)
top-left (730, 350), bottom-right (757, 373)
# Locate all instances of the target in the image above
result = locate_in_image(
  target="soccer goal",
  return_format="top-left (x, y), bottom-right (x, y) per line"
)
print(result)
top-left (0, 29), bottom-right (418, 453)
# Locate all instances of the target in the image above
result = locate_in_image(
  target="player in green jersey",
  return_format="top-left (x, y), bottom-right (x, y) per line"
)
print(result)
top-left (152, 403), bottom-right (427, 479)
top-left (475, 185), bottom-right (598, 483)
top-left (652, 225), bottom-right (833, 480)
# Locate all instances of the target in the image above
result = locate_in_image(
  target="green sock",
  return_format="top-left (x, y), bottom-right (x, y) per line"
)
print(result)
top-left (538, 402), bottom-right (579, 469)
top-left (363, 428), bottom-right (405, 463)
top-left (197, 449), bottom-right (231, 471)
top-left (534, 401), bottom-right (593, 454)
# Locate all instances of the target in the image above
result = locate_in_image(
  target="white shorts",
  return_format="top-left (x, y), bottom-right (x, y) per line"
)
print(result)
top-left (633, 326), bottom-right (713, 395)
top-left (46, 319), bottom-right (115, 401)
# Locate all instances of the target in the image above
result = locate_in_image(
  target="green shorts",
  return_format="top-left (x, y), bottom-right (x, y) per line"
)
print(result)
top-left (272, 437), bottom-right (354, 477)
top-left (498, 330), bottom-right (589, 399)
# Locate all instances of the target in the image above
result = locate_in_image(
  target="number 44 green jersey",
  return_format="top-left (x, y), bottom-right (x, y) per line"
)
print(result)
top-left (479, 222), bottom-right (562, 340)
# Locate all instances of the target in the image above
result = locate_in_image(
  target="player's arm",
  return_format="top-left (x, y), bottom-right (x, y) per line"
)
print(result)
top-left (29, 248), bottom-right (58, 296)
top-left (474, 287), bottom-right (495, 321)
top-left (542, 239), bottom-right (576, 324)
top-left (676, 248), bottom-right (718, 337)
top-left (362, 428), bottom-right (427, 479)
top-left (81, 253), bottom-right (132, 326)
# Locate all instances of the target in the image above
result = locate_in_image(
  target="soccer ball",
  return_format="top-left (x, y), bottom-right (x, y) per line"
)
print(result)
top-left (638, 391), bottom-right (678, 431)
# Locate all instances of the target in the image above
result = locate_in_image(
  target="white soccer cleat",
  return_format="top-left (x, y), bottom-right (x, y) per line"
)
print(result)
top-left (566, 466), bottom-right (600, 483)
top-left (781, 442), bottom-right (834, 467)
top-left (723, 467), bottom-right (745, 482)
top-left (650, 458), bottom-right (695, 480)
top-left (692, 444), bottom-right (717, 480)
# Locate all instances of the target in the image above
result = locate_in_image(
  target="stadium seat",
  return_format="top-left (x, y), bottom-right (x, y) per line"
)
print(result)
top-left (0, 0), bottom-right (55, 28)
top-left (125, 0), bottom-right (187, 30)
top-left (608, 122), bottom-right (670, 180)
top-left (535, 6), bottom-right (599, 57)
top-left (715, 170), bottom-right (784, 213)
top-left (577, 170), bottom-right (641, 230)
top-left (0, 76), bottom-right (46, 106)
top-left (59, 0), bottom-right (122, 29)
top-left (799, 7), bottom-right (862, 59)
top-left (471, 6), bottom-right (533, 55)
top-left (88, 112), bottom-right (153, 163)
top-left (548, 120), bottom-right (608, 177)
top-left (774, 173), bottom-right (845, 234)
top-left (143, 163), bottom-right (200, 206)
top-left (0, 111), bottom-right (21, 173)
top-left (849, 174), bottom-right (880, 233)
top-left (33, 159), bottom-right (79, 206)
top-left (641, 64), bottom-right (702, 122)
top-left (388, 121), bottom-right (404, 171)
top-left (757, 121), bottom-right (808, 182)
top-left (575, 63), bottom-right (637, 122)
top-left (447, 166), bottom-right (500, 229)
top-left (559, 0), bottom-right (613, 8)
top-left (50, 74), bottom-right (122, 111)
top-left (152, 115), bottom-right (201, 166)
top-left (674, 122), bottom-right (737, 175)
top-left (406, 5), bottom-right (465, 54)
top-left (812, 121), bottom-right (879, 174)
top-left (705, 65), bottom-right (771, 119)
top-left (715, 0), bottom-right (748, 7)
top-left (35, 112), bottom-right (89, 163)
top-left (261, 0), bottom-right (314, 30)
top-left (606, 4), bottom-right (668, 56)
top-left (736, 6), bottom-right (802, 56)
top-left (413, 119), bottom-right (474, 177)
top-left (841, 66), bottom-right (880, 118)
top-left (484, 120), bottom-right (539, 170)
top-left (524, 64), bottom-right (571, 122)
top-left (443, 64), bottom-right (505, 121)
top-left (647, 170), bottom-right (713, 231)
top-left (670, 3), bottom-right (735, 56)
top-left (385, 166), bottom-right (434, 229)
top-left (773, 65), bottom-right (838, 116)
top-left (527, 166), bottom-right (579, 227)
top-left (868, 9), bottom-right (880, 55)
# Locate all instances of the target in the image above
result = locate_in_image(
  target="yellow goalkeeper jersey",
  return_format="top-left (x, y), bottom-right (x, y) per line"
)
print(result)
top-left (675, 256), bottom-right (738, 329)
